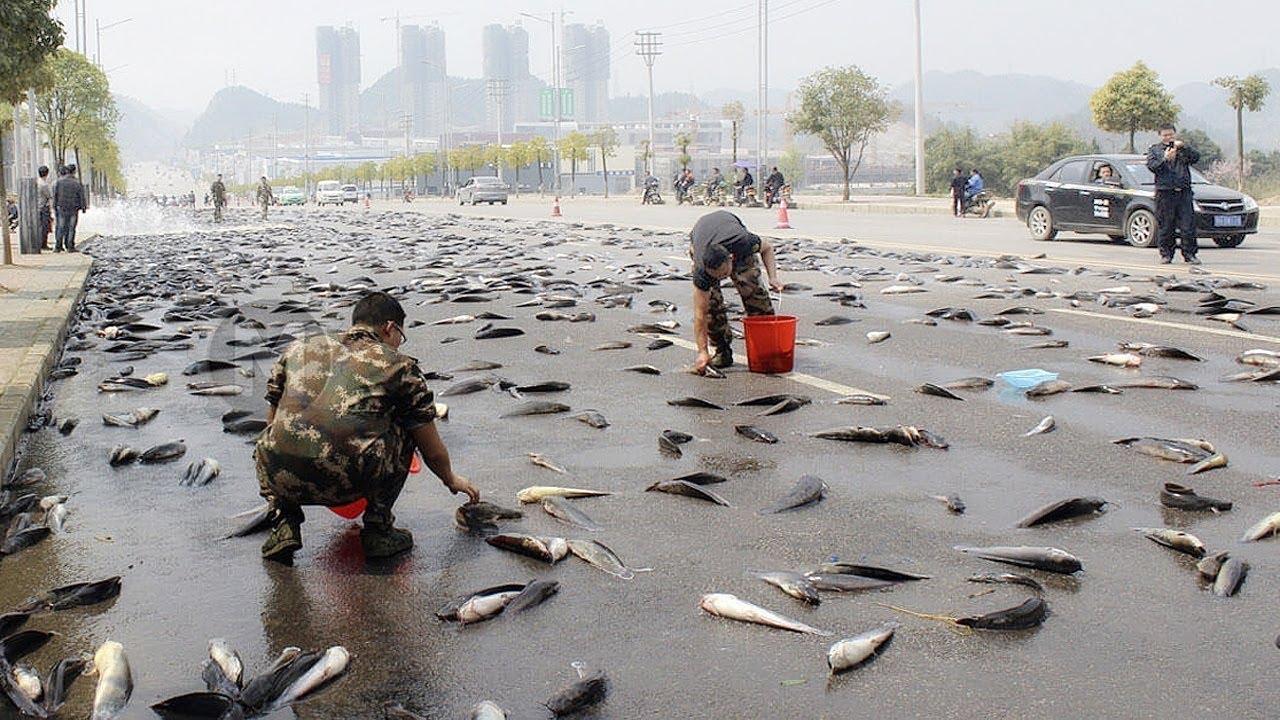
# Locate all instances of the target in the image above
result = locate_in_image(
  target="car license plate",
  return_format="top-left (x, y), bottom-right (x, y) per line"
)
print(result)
top-left (1214, 215), bottom-right (1243, 227)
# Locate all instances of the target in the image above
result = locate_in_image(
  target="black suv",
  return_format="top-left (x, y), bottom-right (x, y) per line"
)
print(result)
top-left (1015, 154), bottom-right (1259, 248)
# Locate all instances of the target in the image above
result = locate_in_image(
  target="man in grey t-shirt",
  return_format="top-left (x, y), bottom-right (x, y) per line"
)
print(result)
top-left (689, 210), bottom-right (781, 372)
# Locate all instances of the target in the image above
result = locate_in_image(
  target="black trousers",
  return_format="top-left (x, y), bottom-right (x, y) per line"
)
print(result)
top-left (951, 191), bottom-right (963, 216)
top-left (1155, 189), bottom-right (1196, 259)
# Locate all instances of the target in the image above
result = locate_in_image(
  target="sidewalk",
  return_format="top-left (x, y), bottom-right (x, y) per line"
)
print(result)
top-left (0, 245), bottom-right (94, 479)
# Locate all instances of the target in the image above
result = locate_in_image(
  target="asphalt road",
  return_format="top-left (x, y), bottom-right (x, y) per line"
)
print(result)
top-left (3, 202), bottom-right (1280, 719)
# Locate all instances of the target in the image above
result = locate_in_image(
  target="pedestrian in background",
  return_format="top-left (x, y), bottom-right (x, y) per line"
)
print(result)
top-left (52, 164), bottom-right (86, 252)
top-left (1146, 123), bottom-right (1201, 265)
top-left (37, 165), bottom-right (52, 250)
top-left (210, 174), bottom-right (226, 222)
top-left (256, 176), bottom-right (274, 221)
top-left (950, 167), bottom-right (967, 217)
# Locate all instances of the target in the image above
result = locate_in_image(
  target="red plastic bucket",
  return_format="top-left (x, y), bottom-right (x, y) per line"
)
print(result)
top-left (742, 315), bottom-right (798, 374)
top-left (329, 452), bottom-right (422, 519)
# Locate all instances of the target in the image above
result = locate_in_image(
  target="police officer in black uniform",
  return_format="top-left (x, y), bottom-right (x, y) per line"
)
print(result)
top-left (1145, 123), bottom-right (1201, 265)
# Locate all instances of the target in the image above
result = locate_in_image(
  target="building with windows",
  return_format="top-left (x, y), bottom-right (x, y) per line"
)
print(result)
top-left (562, 22), bottom-right (610, 124)
top-left (316, 26), bottom-right (361, 137)
top-left (401, 24), bottom-right (448, 137)
top-left (482, 24), bottom-right (536, 133)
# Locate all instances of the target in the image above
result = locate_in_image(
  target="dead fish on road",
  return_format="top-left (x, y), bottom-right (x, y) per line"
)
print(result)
top-left (622, 364), bottom-right (661, 375)
top-left (815, 315), bottom-right (858, 326)
top-left (1109, 376), bottom-right (1198, 390)
top-left (180, 458), bottom-right (221, 487)
top-left (500, 401), bottom-right (570, 417)
top-left (915, 383), bottom-right (964, 400)
top-left (807, 563), bottom-right (930, 582)
top-left (932, 494), bottom-right (966, 514)
top-left (435, 583), bottom-right (526, 625)
top-left (572, 410), bottom-right (610, 429)
top-left (592, 341), bottom-right (632, 351)
top-left (1023, 416), bottom-right (1055, 436)
top-left (699, 593), bottom-right (831, 635)
top-left (647, 339), bottom-right (673, 351)
top-left (90, 640), bottom-right (132, 720)
top-left (833, 394), bottom-right (888, 406)
top-left (1089, 352), bottom-right (1143, 367)
top-left (1024, 340), bottom-right (1069, 349)
top-left (527, 453), bottom-right (565, 473)
top-left (1014, 496), bottom-right (1106, 528)
top-left (644, 480), bottom-right (730, 506)
top-left (441, 377), bottom-right (497, 396)
top-left (866, 331), bottom-right (891, 344)
top-left (967, 573), bottom-right (1044, 594)
top-left (667, 397), bottom-right (724, 409)
top-left (101, 407), bottom-right (160, 428)
top-left (735, 425), bottom-right (778, 444)
top-left (882, 597), bottom-right (1048, 632)
top-left (1114, 437), bottom-right (1215, 464)
top-left (505, 579), bottom-right (560, 615)
top-left (811, 425), bottom-right (948, 449)
top-left (1160, 482), bottom-right (1232, 512)
top-left (474, 326), bottom-right (525, 340)
top-left (1133, 527), bottom-right (1206, 557)
top-left (514, 381), bottom-right (571, 393)
top-left (672, 471), bottom-right (729, 485)
top-left (16, 576), bottom-right (122, 614)
top-left (182, 359), bottom-right (239, 375)
top-left (516, 486), bottom-right (610, 503)
top-left (759, 475), bottom-right (827, 514)
top-left (138, 441), bottom-right (187, 464)
top-left (546, 670), bottom-right (608, 718)
top-left (568, 539), bottom-right (644, 579)
top-left (749, 570), bottom-right (820, 605)
top-left (880, 285), bottom-right (928, 295)
top-left (186, 383), bottom-right (244, 396)
top-left (803, 574), bottom-right (898, 593)
top-left (540, 497), bottom-right (600, 530)
top-left (455, 501), bottom-right (523, 535)
top-left (1119, 343), bottom-right (1203, 361)
top-left (485, 534), bottom-right (569, 564)
top-left (1212, 557), bottom-right (1248, 597)
top-left (827, 623), bottom-right (898, 675)
top-left (955, 545), bottom-right (1082, 574)
top-left (942, 377), bottom-right (995, 390)
top-left (1240, 511), bottom-right (1280, 542)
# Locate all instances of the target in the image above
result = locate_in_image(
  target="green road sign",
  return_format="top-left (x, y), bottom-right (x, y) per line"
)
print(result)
top-left (539, 88), bottom-right (576, 119)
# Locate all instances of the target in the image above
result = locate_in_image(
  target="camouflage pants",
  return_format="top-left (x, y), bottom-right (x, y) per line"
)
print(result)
top-left (260, 200), bottom-right (269, 221)
top-left (256, 427), bottom-right (414, 529)
top-left (704, 253), bottom-right (774, 352)
top-left (213, 201), bottom-right (224, 222)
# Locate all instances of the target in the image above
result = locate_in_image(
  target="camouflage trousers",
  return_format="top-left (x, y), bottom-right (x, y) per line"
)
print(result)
top-left (259, 200), bottom-right (269, 221)
top-left (256, 427), bottom-right (414, 529)
top-left (702, 253), bottom-right (775, 352)
top-left (213, 201), bottom-right (224, 222)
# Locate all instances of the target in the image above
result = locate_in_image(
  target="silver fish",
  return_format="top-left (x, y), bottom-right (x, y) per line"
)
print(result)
top-left (471, 700), bottom-right (507, 719)
top-left (91, 640), bottom-right (132, 720)
top-left (827, 623), bottom-right (898, 674)
top-left (266, 646), bottom-right (349, 712)
top-left (180, 458), bottom-right (221, 487)
top-left (699, 593), bottom-right (830, 635)
top-left (1212, 557), bottom-right (1248, 597)
top-left (645, 480), bottom-right (730, 506)
top-left (1014, 497), bottom-right (1107, 528)
top-left (1023, 416), bottom-right (1055, 436)
top-left (749, 570), bottom-right (820, 605)
top-left (759, 476), bottom-right (827, 514)
top-left (1240, 511), bottom-right (1280, 542)
top-left (568, 539), bottom-right (640, 580)
top-left (1133, 527), bottom-right (1206, 558)
top-left (516, 486), bottom-right (610, 503)
top-left (955, 545), bottom-right (1083, 574)
top-left (540, 497), bottom-right (600, 530)
top-left (208, 638), bottom-right (243, 687)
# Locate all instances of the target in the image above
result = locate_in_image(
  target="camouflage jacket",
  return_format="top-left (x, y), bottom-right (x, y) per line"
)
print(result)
top-left (256, 181), bottom-right (273, 203)
top-left (210, 181), bottom-right (226, 200)
top-left (256, 325), bottom-right (437, 481)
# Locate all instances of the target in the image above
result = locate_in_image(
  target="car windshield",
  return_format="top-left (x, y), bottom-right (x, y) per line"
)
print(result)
top-left (283, 187), bottom-right (301, 193)
top-left (475, 178), bottom-right (503, 185)
top-left (1123, 162), bottom-right (1210, 185)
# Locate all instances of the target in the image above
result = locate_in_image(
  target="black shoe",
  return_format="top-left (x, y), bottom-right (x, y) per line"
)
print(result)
top-left (1186, 256), bottom-right (1202, 265)
top-left (360, 526), bottom-right (413, 558)
top-left (1159, 256), bottom-right (1173, 264)
top-left (261, 520), bottom-right (302, 563)
top-left (709, 350), bottom-right (734, 369)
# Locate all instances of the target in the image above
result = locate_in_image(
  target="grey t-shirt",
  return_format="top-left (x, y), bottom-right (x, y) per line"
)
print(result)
top-left (690, 211), bottom-right (761, 291)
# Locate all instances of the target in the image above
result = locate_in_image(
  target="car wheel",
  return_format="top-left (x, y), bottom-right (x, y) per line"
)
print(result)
top-left (1125, 209), bottom-right (1157, 248)
top-left (1027, 205), bottom-right (1056, 241)
top-left (1214, 234), bottom-right (1245, 248)
top-left (501, 200), bottom-right (508, 205)
top-left (458, 198), bottom-right (464, 205)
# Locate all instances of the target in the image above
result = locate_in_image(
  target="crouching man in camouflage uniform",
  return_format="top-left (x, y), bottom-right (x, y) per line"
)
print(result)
top-left (690, 210), bottom-right (782, 373)
top-left (255, 291), bottom-right (480, 563)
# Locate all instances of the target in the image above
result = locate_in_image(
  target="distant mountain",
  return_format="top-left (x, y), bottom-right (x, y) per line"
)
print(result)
top-left (185, 86), bottom-right (307, 147)
top-left (114, 94), bottom-right (188, 162)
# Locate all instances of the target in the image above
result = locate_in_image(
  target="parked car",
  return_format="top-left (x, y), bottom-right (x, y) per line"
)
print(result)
top-left (1015, 154), bottom-right (1259, 248)
top-left (315, 180), bottom-right (344, 206)
top-left (341, 184), bottom-right (359, 204)
top-left (456, 176), bottom-right (509, 206)
top-left (279, 186), bottom-right (306, 206)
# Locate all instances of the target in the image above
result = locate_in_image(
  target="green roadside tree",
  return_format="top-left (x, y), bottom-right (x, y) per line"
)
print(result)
top-left (505, 140), bottom-right (533, 196)
top-left (923, 127), bottom-right (988, 194)
top-left (34, 50), bottom-right (120, 169)
top-left (788, 65), bottom-right (897, 201)
top-left (722, 101), bottom-right (745, 162)
top-left (557, 131), bottom-right (591, 194)
top-left (1090, 61), bottom-right (1179, 153)
top-left (988, 121), bottom-right (1092, 193)
top-left (413, 153), bottom-right (436, 193)
top-left (591, 127), bottom-right (619, 198)
top-left (1179, 129), bottom-right (1222, 167)
top-left (0, 0), bottom-right (63, 263)
top-left (527, 136), bottom-right (550, 193)
top-left (673, 131), bottom-right (692, 171)
top-left (1212, 74), bottom-right (1271, 190)
top-left (776, 144), bottom-right (806, 189)
top-left (484, 143), bottom-right (505, 183)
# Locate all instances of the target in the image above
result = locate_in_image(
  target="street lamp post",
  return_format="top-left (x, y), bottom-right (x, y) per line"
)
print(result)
top-left (912, 0), bottom-right (926, 196)
top-left (421, 59), bottom-right (453, 196)
top-left (520, 11), bottom-right (568, 194)
top-left (94, 17), bottom-right (132, 68)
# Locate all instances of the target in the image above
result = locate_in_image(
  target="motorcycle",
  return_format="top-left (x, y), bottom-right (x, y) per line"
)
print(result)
top-left (675, 181), bottom-right (696, 205)
top-left (961, 190), bottom-right (995, 218)
top-left (764, 183), bottom-right (794, 209)
top-left (642, 179), bottom-right (664, 205)
top-left (733, 183), bottom-right (762, 208)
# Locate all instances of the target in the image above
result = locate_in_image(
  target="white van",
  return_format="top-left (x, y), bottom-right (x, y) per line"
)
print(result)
top-left (316, 180), bottom-right (344, 206)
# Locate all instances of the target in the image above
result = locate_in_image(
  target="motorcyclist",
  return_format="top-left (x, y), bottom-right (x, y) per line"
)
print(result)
top-left (676, 169), bottom-right (695, 203)
top-left (764, 166), bottom-right (784, 203)
top-left (736, 167), bottom-right (754, 203)
top-left (707, 167), bottom-right (724, 202)
top-left (643, 173), bottom-right (661, 204)
top-left (964, 169), bottom-right (984, 206)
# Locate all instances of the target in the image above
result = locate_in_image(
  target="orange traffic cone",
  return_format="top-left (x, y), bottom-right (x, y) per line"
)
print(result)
top-left (552, 196), bottom-right (562, 217)
top-left (775, 198), bottom-right (792, 229)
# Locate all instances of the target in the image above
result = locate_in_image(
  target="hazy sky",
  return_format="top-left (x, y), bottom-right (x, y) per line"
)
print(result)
top-left (54, 0), bottom-right (1278, 115)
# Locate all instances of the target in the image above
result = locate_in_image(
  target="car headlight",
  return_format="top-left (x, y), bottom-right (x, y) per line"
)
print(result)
top-left (1243, 195), bottom-right (1258, 212)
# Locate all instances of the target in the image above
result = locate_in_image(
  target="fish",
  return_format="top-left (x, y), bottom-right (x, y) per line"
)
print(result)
top-left (43, 656), bottom-right (87, 715)
top-left (1024, 340), bottom-right (1069, 349)
top-left (1023, 416), bottom-right (1055, 436)
top-left (187, 384), bottom-right (244, 396)
top-left (0, 630), bottom-right (54, 664)
top-left (224, 504), bottom-right (272, 538)
top-left (833, 394), bottom-right (888, 406)
top-left (955, 545), bottom-right (1083, 574)
top-left (545, 670), bottom-right (608, 717)
top-left (572, 410), bottom-right (610, 429)
top-left (431, 314), bottom-right (477, 325)
top-left (265, 646), bottom-right (349, 712)
top-left (1133, 527), bottom-right (1206, 558)
top-left (815, 315), bottom-right (858, 326)
top-left (516, 486), bottom-right (611, 503)
top-left (1088, 353), bottom-right (1143, 367)
top-left (455, 501), bottom-right (523, 535)
top-left (942, 377), bottom-right (995, 390)
top-left (627, 322), bottom-right (679, 334)
top-left (1005, 326), bottom-right (1053, 336)
top-left (662, 429), bottom-right (694, 444)
top-left (180, 458), bottom-right (221, 487)
top-left (1240, 511), bottom-right (1280, 542)
top-left (1188, 452), bottom-right (1228, 475)
top-left (807, 563), bottom-right (930, 582)
top-left (1236, 349), bottom-right (1280, 367)
top-left (436, 585), bottom-right (525, 625)
top-left (207, 639), bottom-right (243, 689)
top-left (759, 475), bottom-right (827, 514)
top-left (880, 285), bottom-right (927, 295)
top-left (500, 401), bottom-right (571, 417)
top-left (1014, 497), bottom-right (1107, 528)
top-left (592, 341), bottom-right (632, 351)
top-left (1026, 379), bottom-right (1073, 397)
top-left (504, 580), bottom-right (560, 614)
top-left (866, 331), bottom-right (891, 344)
top-left (804, 574), bottom-right (899, 592)
top-left (647, 339), bottom-right (673, 351)
top-left (932, 494), bottom-right (965, 513)
top-left (182, 359), bottom-right (240, 375)
top-left (485, 534), bottom-right (568, 564)
top-left (622, 364), bottom-right (662, 375)
top-left (811, 425), bottom-right (947, 449)
top-left (1119, 343), bottom-right (1203, 361)
top-left (471, 700), bottom-right (507, 719)
top-left (735, 425), bottom-right (778, 444)
top-left (670, 471), bottom-right (729, 485)
top-left (1111, 376), bottom-right (1198, 390)
top-left (237, 647), bottom-right (308, 712)
top-left (451, 360), bottom-right (503, 372)
top-left (527, 454), bottom-right (565, 473)
top-left (699, 593), bottom-right (831, 636)
top-left (956, 597), bottom-right (1048, 630)
top-left (1114, 437), bottom-right (1213, 464)
top-left (139, 441), bottom-right (187, 464)
top-left (441, 377), bottom-right (496, 396)
top-left (514, 381), bottom-right (571, 393)
top-left (475, 327), bottom-right (525, 340)
top-left (966, 573), bottom-right (1044, 593)
top-left (1160, 482), bottom-right (1232, 512)
top-left (667, 397), bottom-right (724, 409)
top-left (1197, 551), bottom-right (1230, 584)
top-left (0, 526), bottom-right (51, 556)
top-left (0, 612), bottom-right (29, 639)
top-left (101, 407), bottom-right (160, 428)
top-left (107, 445), bottom-right (140, 466)
top-left (736, 394), bottom-right (812, 407)
top-left (540, 497), bottom-right (600, 530)
top-left (90, 640), bottom-right (132, 720)
top-left (1212, 557), bottom-right (1248, 597)
top-left (568, 539), bottom-right (640, 579)
top-left (827, 623), bottom-right (898, 675)
top-left (534, 345), bottom-right (561, 355)
top-left (644, 480), bottom-right (731, 506)
top-left (150, 692), bottom-right (243, 720)
top-left (915, 383), bottom-right (964, 400)
top-left (18, 576), bottom-right (121, 613)
top-left (749, 571), bottom-right (820, 605)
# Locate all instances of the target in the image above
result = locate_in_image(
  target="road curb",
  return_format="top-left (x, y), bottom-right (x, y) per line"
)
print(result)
top-left (0, 241), bottom-right (95, 480)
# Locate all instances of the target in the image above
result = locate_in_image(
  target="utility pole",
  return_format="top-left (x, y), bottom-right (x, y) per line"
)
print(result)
top-left (757, 0), bottom-right (767, 192)
top-left (912, 0), bottom-right (926, 196)
top-left (303, 93), bottom-right (311, 197)
top-left (27, 89), bottom-right (39, 173)
top-left (486, 78), bottom-right (508, 146)
top-left (634, 32), bottom-right (662, 176)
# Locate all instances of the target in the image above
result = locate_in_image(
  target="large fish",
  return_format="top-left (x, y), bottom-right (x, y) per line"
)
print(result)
top-left (455, 501), bottom-right (523, 535)
top-left (90, 640), bottom-right (132, 720)
top-left (735, 425), bottom-right (778, 443)
top-left (1133, 527), bottom-right (1206, 558)
top-left (500, 401), bottom-right (570, 417)
top-left (545, 670), bottom-right (608, 717)
top-left (435, 584), bottom-right (525, 625)
top-left (138, 441), bottom-right (187, 464)
top-left (645, 480), bottom-right (730, 506)
top-left (17, 576), bottom-right (121, 612)
top-left (150, 692), bottom-right (243, 720)
top-left (1240, 511), bottom-right (1280, 542)
top-left (956, 597), bottom-right (1048, 630)
top-left (101, 407), bottom-right (160, 428)
top-left (568, 539), bottom-right (640, 580)
top-left (749, 571), bottom-right (820, 605)
top-left (516, 486), bottom-right (611, 503)
top-left (699, 593), bottom-right (830, 636)
top-left (486, 534), bottom-right (569, 564)
top-left (181, 458), bottom-right (222, 487)
top-left (1014, 497), bottom-right (1107, 528)
top-left (667, 397), bottom-right (724, 410)
top-left (504, 580), bottom-right (560, 614)
top-left (1212, 557), bottom-right (1248, 597)
top-left (807, 563), bottom-right (930, 582)
top-left (759, 476), bottom-right (827, 514)
top-left (827, 623), bottom-right (898, 674)
top-left (540, 497), bottom-right (600, 530)
top-left (955, 545), bottom-right (1082, 574)
top-left (265, 646), bottom-right (349, 712)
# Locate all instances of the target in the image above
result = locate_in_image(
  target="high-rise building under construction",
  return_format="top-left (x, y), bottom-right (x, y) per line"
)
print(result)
top-left (562, 22), bottom-right (610, 124)
top-left (316, 26), bottom-right (361, 137)
top-left (402, 24), bottom-right (448, 137)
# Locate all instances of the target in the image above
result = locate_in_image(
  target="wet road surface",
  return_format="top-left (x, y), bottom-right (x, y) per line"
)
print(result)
top-left (3, 204), bottom-right (1280, 718)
